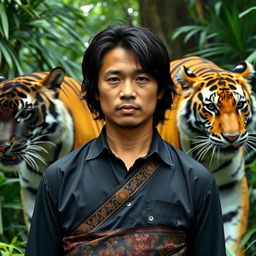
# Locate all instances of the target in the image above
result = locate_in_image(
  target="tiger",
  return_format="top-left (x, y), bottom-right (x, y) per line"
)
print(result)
top-left (157, 56), bottom-right (256, 253)
top-left (0, 67), bottom-right (104, 228)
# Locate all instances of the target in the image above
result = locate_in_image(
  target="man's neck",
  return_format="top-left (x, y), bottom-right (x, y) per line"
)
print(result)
top-left (106, 123), bottom-right (154, 170)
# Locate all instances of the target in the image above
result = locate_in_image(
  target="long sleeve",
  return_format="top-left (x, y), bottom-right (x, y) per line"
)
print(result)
top-left (190, 178), bottom-right (226, 256)
top-left (25, 173), bottom-right (63, 256)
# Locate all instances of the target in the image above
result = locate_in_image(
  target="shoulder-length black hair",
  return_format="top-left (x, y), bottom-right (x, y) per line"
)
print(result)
top-left (81, 25), bottom-right (176, 126)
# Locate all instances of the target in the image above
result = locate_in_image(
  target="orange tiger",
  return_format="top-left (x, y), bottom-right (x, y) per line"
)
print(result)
top-left (158, 56), bottom-right (255, 252)
top-left (0, 67), bottom-right (104, 227)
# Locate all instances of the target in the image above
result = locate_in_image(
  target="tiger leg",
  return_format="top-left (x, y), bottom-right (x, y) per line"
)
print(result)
top-left (220, 175), bottom-right (249, 254)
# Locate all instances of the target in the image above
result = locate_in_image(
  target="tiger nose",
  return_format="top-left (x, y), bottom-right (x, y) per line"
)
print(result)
top-left (222, 132), bottom-right (240, 143)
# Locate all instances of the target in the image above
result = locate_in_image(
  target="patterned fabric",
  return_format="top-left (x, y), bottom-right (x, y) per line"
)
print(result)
top-left (72, 160), bottom-right (159, 236)
top-left (63, 226), bottom-right (187, 256)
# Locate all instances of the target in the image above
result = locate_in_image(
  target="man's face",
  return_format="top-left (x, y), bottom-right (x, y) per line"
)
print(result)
top-left (97, 47), bottom-right (162, 129)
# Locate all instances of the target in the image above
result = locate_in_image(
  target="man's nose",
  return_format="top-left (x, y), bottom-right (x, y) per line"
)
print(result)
top-left (119, 80), bottom-right (136, 98)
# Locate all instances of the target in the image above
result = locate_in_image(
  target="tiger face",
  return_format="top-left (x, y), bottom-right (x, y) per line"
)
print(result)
top-left (175, 61), bottom-right (255, 161)
top-left (0, 67), bottom-right (73, 172)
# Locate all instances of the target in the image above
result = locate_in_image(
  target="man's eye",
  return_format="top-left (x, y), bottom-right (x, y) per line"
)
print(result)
top-left (136, 76), bottom-right (149, 83)
top-left (107, 77), bottom-right (120, 83)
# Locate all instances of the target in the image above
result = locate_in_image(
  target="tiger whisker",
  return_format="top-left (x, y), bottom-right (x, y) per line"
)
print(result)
top-left (29, 145), bottom-right (48, 154)
top-left (217, 147), bottom-right (221, 163)
top-left (209, 145), bottom-right (217, 166)
top-left (22, 154), bottom-right (38, 171)
top-left (186, 143), bottom-right (211, 157)
top-left (189, 139), bottom-right (209, 145)
top-left (30, 135), bottom-right (57, 146)
top-left (189, 137), bottom-right (209, 143)
top-left (247, 131), bottom-right (256, 135)
top-left (26, 151), bottom-right (47, 165)
top-left (31, 134), bottom-right (48, 141)
top-left (243, 145), bottom-right (249, 155)
top-left (192, 135), bottom-right (209, 139)
top-left (197, 143), bottom-right (213, 162)
top-left (246, 137), bottom-right (256, 142)
top-left (31, 140), bottom-right (56, 147)
top-left (245, 142), bottom-right (256, 152)
top-left (193, 142), bottom-right (211, 162)
top-left (186, 141), bottom-right (209, 154)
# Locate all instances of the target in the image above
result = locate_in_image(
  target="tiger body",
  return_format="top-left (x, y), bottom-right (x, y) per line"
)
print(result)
top-left (159, 56), bottom-right (255, 252)
top-left (0, 68), bottom-right (103, 226)
top-left (0, 57), bottom-right (255, 252)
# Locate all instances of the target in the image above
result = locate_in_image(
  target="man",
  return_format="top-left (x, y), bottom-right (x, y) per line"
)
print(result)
top-left (26, 25), bottom-right (226, 255)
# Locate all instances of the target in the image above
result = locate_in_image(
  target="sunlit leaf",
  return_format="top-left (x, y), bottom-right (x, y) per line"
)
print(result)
top-left (0, 41), bottom-right (13, 69)
top-left (239, 6), bottom-right (256, 18)
top-left (246, 50), bottom-right (256, 64)
top-left (0, 3), bottom-right (9, 39)
top-left (226, 245), bottom-right (236, 256)
top-left (236, 228), bottom-right (256, 251)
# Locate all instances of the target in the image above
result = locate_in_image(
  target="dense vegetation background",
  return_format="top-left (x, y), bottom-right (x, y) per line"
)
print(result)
top-left (0, 0), bottom-right (256, 255)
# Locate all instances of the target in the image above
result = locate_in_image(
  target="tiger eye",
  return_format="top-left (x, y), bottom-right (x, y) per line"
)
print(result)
top-left (207, 103), bottom-right (215, 110)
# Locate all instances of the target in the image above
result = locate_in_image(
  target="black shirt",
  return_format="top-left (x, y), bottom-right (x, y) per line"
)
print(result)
top-left (26, 128), bottom-right (226, 255)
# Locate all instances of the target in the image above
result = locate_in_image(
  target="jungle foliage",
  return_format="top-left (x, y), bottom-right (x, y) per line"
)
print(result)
top-left (0, 0), bottom-right (256, 255)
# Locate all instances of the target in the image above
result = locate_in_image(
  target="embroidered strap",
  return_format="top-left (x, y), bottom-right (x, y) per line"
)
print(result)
top-left (72, 160), bottom-right (160, 236)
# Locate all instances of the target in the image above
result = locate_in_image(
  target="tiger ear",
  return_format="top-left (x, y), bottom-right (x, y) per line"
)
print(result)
top-left (41, 67), bottom-right (65, 97)
top-left (232, 61), bottom-right (255, 80)
top-left (176, 66), bottom-right (199, 90)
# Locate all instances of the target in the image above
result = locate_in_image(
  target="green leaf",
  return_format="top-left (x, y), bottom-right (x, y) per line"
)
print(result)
top-left (239, 6), bottom-right (256, 19)
top-left (172, 25), bottom-right (203, 40)
top-left (236, 228), bottom-right (256, 251)
top-left (226, 245), bottom-right (236, 256)
top-left (0, 3), bottom-right (9, 39)
top-left (4, 47), bottom-right (24, 75)
top-left (0, 179), bottom-right (19, 188)
top-left (0, 200), bottom-right (3, 235)
top-left (246, 50), bottom-right (256, 64)
top-left (0, 241), bottom-right (24, 253)
top-left (0, 41), bottom-right (13, 69)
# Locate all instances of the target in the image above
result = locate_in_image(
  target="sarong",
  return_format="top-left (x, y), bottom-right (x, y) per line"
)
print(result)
top-left (63, 226), bottom-right (187, 256)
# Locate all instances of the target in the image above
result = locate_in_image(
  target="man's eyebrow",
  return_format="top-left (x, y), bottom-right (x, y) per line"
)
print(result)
top-left (135, 69), bottom-right (147, 74)
top-left (105, 69), bottom-right (147, 75)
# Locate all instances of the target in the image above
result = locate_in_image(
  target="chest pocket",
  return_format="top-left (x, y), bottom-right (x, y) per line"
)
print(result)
top-left (143, 199), bottom-right (189, 228)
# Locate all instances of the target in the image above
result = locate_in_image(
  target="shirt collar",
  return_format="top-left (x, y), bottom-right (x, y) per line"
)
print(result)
top-left (146, 129), bottom-right (174, 167)
top-left (86, 126), bottom-right (110, 160)
top-left (86, 126), bottom-right (174, 167)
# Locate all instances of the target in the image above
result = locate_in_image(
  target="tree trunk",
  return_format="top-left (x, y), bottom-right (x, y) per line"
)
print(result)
top-left (138, 0), bottom-right (194, 59)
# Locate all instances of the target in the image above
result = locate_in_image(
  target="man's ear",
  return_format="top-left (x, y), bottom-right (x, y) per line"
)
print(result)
top-left (95, 92), bottom-right (100, 100)
top-left (157, 89), bottom-right (164, 99)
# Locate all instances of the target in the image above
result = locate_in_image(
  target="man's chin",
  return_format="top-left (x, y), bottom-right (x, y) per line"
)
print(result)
top-left (106, 117), bottom-right (153, 130)
top-left (115, 122), bottom-right (141, 129)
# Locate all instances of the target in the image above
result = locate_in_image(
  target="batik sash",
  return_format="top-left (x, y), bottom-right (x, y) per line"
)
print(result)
top-left (72, 159), bottom-right (160, 236)
top-left (63, 226), bottom-right (187, 255)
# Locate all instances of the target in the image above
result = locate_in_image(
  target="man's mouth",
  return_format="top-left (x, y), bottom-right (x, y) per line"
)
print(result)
top-left (116, 104), bottom-right (139, 114)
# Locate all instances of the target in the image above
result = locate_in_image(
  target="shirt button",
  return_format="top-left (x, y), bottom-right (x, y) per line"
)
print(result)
top-left (148, 215), bottom-right (154, 222)
top-left (126, 202), bottom-right (132, 207)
